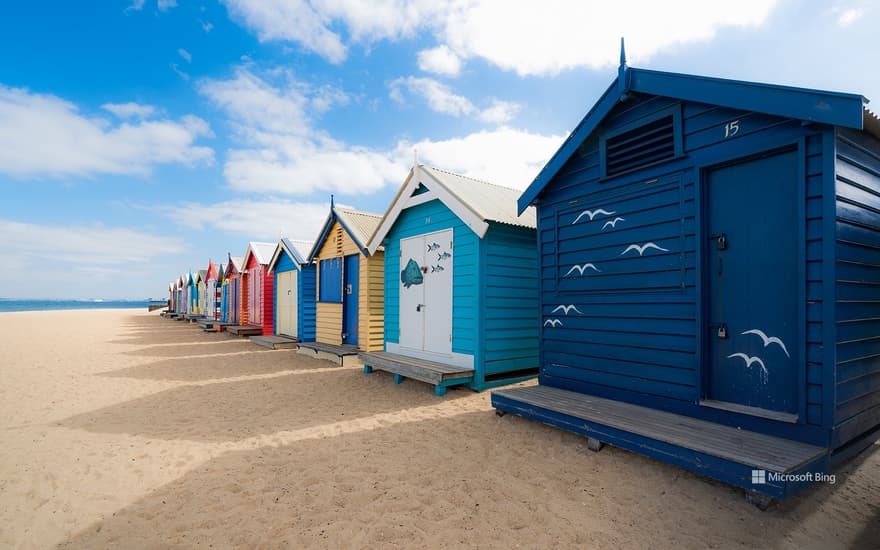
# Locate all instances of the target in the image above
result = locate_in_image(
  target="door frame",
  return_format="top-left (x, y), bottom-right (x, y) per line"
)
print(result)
top-left (342, 254), bottom-right (359, 345)
top-left (696, 141), bottom-right (806, 423)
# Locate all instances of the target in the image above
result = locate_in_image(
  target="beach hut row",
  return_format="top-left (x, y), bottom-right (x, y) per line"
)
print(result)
top-left (162, 57), bottom-right (880, 505)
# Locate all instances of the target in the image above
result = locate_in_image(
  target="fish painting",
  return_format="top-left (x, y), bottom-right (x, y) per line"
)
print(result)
top-left (437, 251), bottom-right (452, 261)
top-left (431, 265), bottom-right (445, 273)
top-left (427, 242), bottom-right (441, 251)
top-left (400, 259), bottom-right (423, 288)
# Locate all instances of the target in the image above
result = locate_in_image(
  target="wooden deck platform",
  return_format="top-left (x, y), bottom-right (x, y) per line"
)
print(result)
top-left (297, 342), bottom-right (360, 366)
top-left (249, 335), bottom-right (298, 350)
top-left (225, 325), bottom-right (263, 336)
top-left (492, 385), bottom-right (828, 501)
top-left (360, 352), bottom-right (474, 396)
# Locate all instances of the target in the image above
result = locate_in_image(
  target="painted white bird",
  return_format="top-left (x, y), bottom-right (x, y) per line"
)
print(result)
top-left (727, 353), bottom-right (769, 383)
top-left (572, 208), bottom-right (616, 224)
top-left (544, 319), bottom-right (563, 327)
top-left (741, 329), bottom-right (790, 357)
top-left (564, 263), bottom-right (601, 276)
top-left (620, 242), bottom-right (670, 256)
top-left (552, 304), bottom-right (583, 315)
top-left (602, 217), bottom-right (625, 230)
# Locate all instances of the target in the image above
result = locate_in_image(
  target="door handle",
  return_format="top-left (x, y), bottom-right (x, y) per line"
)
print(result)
top-left (416, 304), bottom-right (425, 312)
top-left (346, 284), bottom-right (353, 294)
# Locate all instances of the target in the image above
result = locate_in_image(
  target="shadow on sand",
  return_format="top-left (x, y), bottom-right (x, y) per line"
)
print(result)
top-left (57, 409), bottom-right (880, 549)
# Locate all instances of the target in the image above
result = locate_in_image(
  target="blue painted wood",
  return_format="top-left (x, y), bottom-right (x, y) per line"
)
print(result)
top-left (833, 128), bottom-right (880, 446)
top-left (394, 373), bottom-right (404, 384)
top-left (363, 365), bottom-right (373, 374)
top-left (342, 254), bottom-right (359, 345)
top-left (300, 264), bottom-right (317, 342)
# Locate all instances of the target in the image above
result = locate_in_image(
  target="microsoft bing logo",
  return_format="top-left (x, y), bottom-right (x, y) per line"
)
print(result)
top-left (751, 469), bottom-right (766, 484)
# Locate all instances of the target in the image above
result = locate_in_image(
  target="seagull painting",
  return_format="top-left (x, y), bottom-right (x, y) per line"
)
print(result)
top-left (563, 263), bottom-right (601, 277)
top-left (727, 353), bottom-right (769, 384)
top-left (572, 208), bottom-right (616, 224)
top-left (552, 304), bottom-right (582, 315)
top-left (742, 329), bottom-right (790, 357)
top-left (544, 319), bottom-right (563, 328)
top-left (601, 217), bottom-right (625, 231)
top-left (620, 242), bottom-right (670, 256)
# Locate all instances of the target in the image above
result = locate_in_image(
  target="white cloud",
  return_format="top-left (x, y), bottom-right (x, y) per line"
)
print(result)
top-left (125, 0), bottom-right (145, 12)
top-left (221, 0), bottom-right (777, 76)
top-left (200, 67), bottom-right (402, 195)
top-left (177, 48), bottom-right (192, 63)
top-left (417, 44), bottom-right (462, 77)
top-left (399, 126), bottom-right (566, 190)
top-left (158, 0), bottom-right (177, 10)
top-left (163, 199), bottom-right (332, 243)
top-left (390, 76), bottom-right (475, 117)
top-left (170, 63), bottom-right (190, 80)
top-left (0, 86), bottom-right (213, 178)
top-left (0, 219), bottom-right (186, 266)
top-left (221, 0), bottom-right (347, 63)
top-left (478, 99), bottom-right (521, 124)
top-left (837, 8), bottom-right (863, 26)
top-left (102, 102), bottom-right (156, 119)
top-left (200, 19), bottom-right (214, 33)
top-left (390, 77), bottom-right (520, 123)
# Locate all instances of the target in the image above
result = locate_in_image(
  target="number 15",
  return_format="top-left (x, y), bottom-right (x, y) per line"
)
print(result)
top-left (724, 120), bottom-right (740, 138)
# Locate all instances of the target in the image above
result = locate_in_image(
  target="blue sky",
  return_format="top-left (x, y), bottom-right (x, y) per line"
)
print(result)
top-left (0, 0), bottom-right (877, 299)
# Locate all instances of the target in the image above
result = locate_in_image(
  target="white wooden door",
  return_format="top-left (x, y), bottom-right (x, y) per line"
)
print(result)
top-left (277, 271), bottom-right (298, 337)
top-left (399, 236), bottom-right (424, 350)
top-left (398, 230), bottom-right (453, 355)
top-left (424, 230), bottom-right (453, 355)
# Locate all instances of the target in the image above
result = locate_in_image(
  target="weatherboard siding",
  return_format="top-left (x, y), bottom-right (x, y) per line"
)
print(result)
top-left (314, 220), bottom-right (383, 351)
top-left (535, 93), bottom-right (829, 441)
top-left (479, 222), bottom-right (539, 383)
top-left (300, 264), bottom-right (317, 342)
top-left (833, 127), bottom-right (880, 447)
top-left (382, 198), bottom-right (478, 358)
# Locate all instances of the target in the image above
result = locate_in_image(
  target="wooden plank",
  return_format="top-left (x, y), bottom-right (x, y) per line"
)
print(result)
top-left (494, 386), bottom-right (825, 473)
top-left (360, 352), bottom-right (474, 384)
top-left (299, 341), bottom-right (359, 356)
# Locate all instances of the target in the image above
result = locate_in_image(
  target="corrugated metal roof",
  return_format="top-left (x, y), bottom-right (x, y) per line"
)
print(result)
top-left (247, 242), bottom-right (276, 266)
top-left (865, 106), bottom-right (880, 139)
top-left (422, 166), bottom-right (536, 229)
top-left (286, 238), bottom-right (313, 264)
top-left (335, 207), bottom-right (383, 249)
top-left (230, 256), bottom-right (243, 271)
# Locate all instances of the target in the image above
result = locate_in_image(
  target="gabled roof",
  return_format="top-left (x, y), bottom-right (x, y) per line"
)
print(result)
top-left (519, 62), bottom-right (871, 213)
top-left (226, 255), bottom-right (243, 274)
top-left (307, 206), bottom-right (383, 260)
top-left (268, 238), bottom-right (313, 270)
top-left (242, 241), bottom-right (275, 269)
top-left (196, 269), bottom-right (207, 284)
top-left (206, 260), bottom-right (219, 281)
top-left (368, 164), bottom-right (536, 253)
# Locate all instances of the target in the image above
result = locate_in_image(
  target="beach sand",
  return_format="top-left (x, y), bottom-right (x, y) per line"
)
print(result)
top-left (0, 309), bottom-right (877, 549)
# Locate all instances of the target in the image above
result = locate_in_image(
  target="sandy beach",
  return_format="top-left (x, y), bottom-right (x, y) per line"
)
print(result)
top-left (0, 309), bottom-right (877, 548)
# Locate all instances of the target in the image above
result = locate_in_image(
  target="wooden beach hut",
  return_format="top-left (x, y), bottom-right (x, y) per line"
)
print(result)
top-left (362, 165), bottom-right (539, 396)
top-left (223, 255), bottom-right (244, 325)
top-left (204, 260), bottom-right (219, 320)
top-left (265, 238), bottom-right (316, 344)
top-left (195, 269), bottom-right (208, 317)
top-left (228, 242), bottom-right (275, 337)
top-left (492, 46), bottom-right (880, 504)
top-left (300, 203), bottom-right (384, 363)
top-left (184, 272), bottom-right (196, 317)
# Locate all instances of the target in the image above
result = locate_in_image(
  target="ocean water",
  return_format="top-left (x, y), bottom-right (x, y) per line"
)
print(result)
top-left (0, 300), bottom-right (164, 313)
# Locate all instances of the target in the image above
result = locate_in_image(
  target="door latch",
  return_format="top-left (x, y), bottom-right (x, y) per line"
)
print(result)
top-left (717, 324), bottom-right (728, 339)
top-left (345, 284), bottom-right (353, 294)
top-left (715, 233), bottom-right (728, 250)
top-left (416, 304), bottom-right (425, 312)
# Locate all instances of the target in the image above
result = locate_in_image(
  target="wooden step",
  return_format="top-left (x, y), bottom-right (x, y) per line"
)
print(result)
top-left (250, 335), bottom-right (299, 350)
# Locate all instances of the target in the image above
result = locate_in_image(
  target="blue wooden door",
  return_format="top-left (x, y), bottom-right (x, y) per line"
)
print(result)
top-left (342, 254), bottom-right (359, 345)
top-left (706, 150), bottom-right (798, 414)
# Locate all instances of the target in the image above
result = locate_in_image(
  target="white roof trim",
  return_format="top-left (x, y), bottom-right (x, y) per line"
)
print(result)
top-left (367, 165), bottom-right (490, 254)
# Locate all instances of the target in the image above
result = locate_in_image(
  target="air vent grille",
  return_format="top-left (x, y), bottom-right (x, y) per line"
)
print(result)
top-left (605, 115), bottom-right (675, 176)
